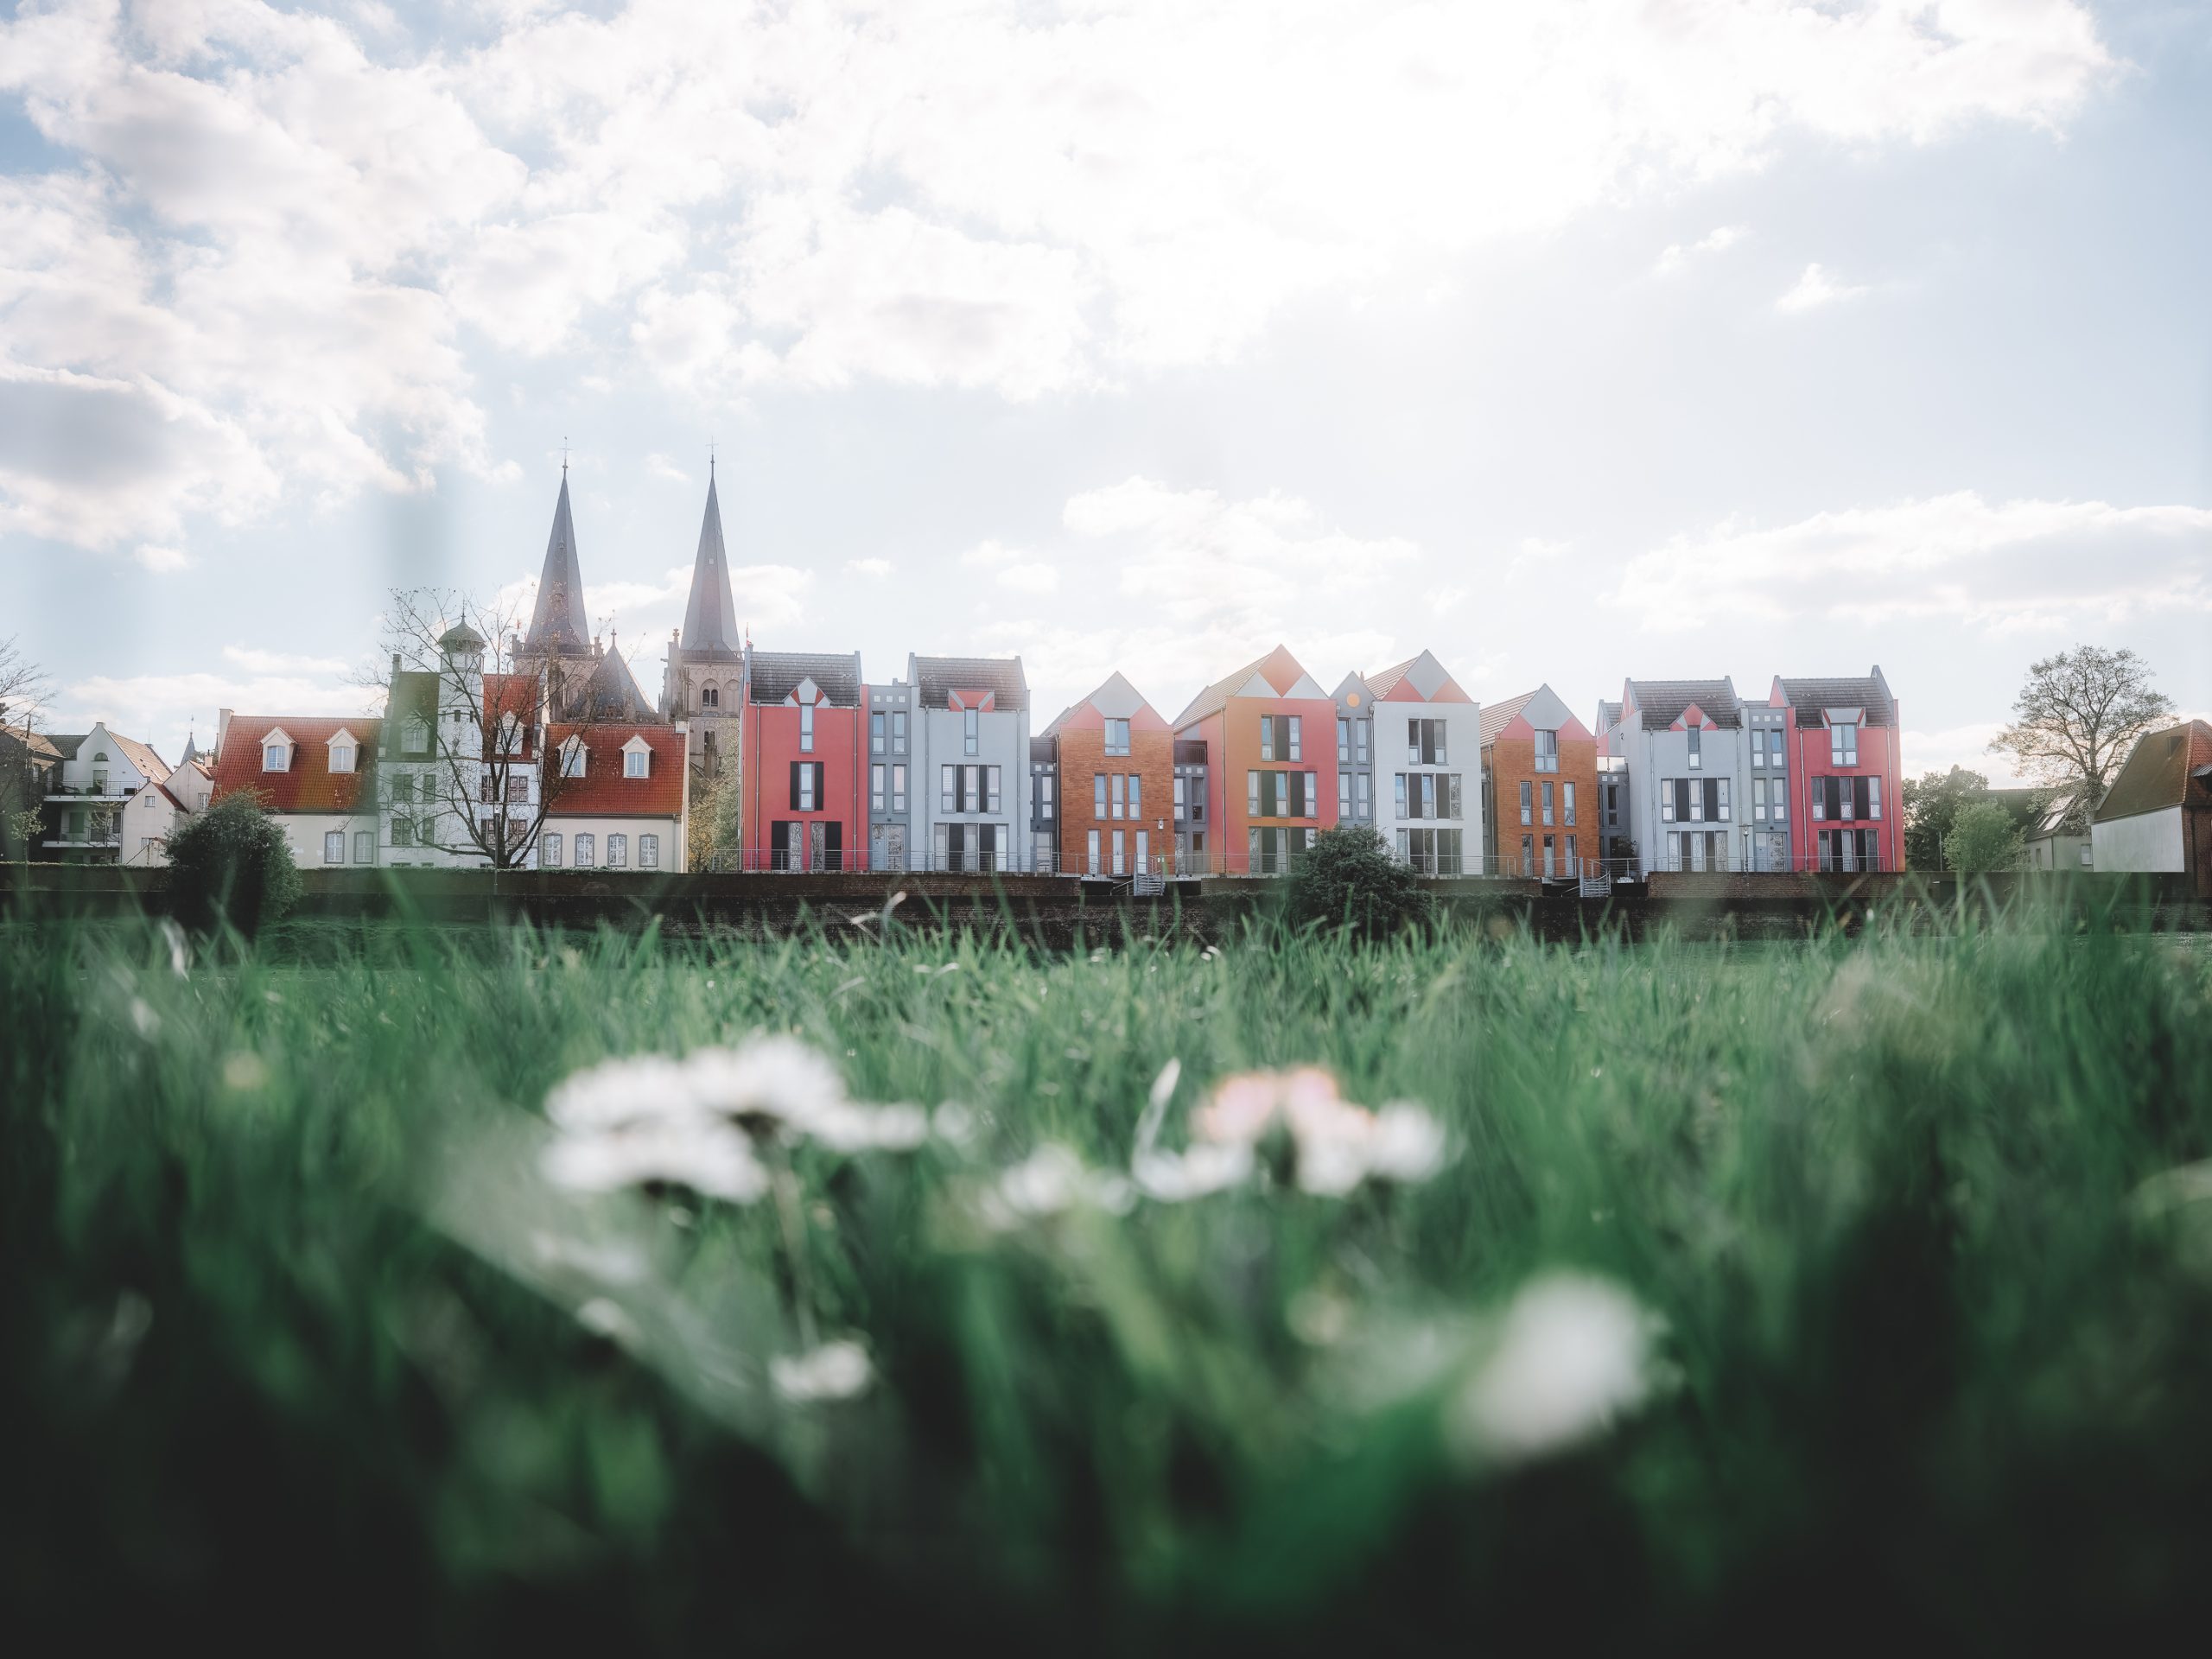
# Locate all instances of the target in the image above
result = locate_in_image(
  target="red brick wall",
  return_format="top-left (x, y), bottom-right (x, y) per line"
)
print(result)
top-left (1485, 734), bottom-right (1600, 874)
top-left (1058, 725), bottom-right (1176, 873)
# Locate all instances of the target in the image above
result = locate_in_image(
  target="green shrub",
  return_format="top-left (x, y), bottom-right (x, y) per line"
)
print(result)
top-left (1282, 823), bottom-right (1437, 938)
top-left (165, 790), bottom-right (303, 934)
top-left (1943, 798), bottom-right (2026, 873)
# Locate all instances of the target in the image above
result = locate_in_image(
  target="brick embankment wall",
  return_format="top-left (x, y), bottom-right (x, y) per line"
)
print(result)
top-left (5, 864), bottom-right (2205, 943)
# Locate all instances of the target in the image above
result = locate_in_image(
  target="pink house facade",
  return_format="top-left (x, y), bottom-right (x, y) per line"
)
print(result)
top-left (1770, 670), bottom-right (1904, 873)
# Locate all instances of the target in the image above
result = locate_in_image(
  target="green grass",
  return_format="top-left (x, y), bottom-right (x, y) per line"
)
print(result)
top-left (6, 910), bottom-right (2212, 1651)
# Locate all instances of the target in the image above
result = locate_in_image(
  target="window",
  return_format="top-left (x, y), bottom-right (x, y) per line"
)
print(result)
top-left (987, 766), bottom-right (1002, 813)
top-left (1541, 781), bottom-right (1554, 825)
top-left (1105, 718), bottom-right (1130, 756)
top-left (1753, 778), bottom-right (1768, 821)
top-left (1087, 830), bottom-right (1102, 874)
top-left (1135, 830), bottom-right (1148, 874)
top-left (1355, 721), bottom-right (1369, 763)
top-left (1260, 715), bottom-right (1275, 759)
top-left (963, 706), bottom-right (980, 755)
top-left (1287, 716), bottom-right (1302, 761)
top-left (1751, 728), bottom-right (1765, 766)
top-left (543, 833), bottom-right (562, 867)
top-left (892, 710), bottom-right (906, 753)
top-left (1130, 774), bottom-right (1143, 817)
top-left (1112, 830), bottom-right (1126, 876)
top-left (1831, 721), bottom-right (1858, 766)
top-left (263, 742), bottom-right (289, 772)
top-left (1355, 773), bottom-right (1370, 815)
top-left (1395, 773), bottom-right (1408, 820)
top-left (1304, 772), bottom-right (1318, 819)
top-left (799, 701), bottom-right (816, 753)
top-left (324, 830), bottom-right (344, 864)
top-left (1715, 778), bottom-right (1731, 821)
top-left (1868, 776), bottom-right (1882, 819)
top-left (640, 834), bottom-right (658, 869)
top-left (1174, 775), bottom-right (1186, 812)
top-left (562, 741), bottom-right (585, 778)
top-left (353, 830), bottom-right (372, 863)
top-left (1519, 779), bottom-right (1532, 825)
top-left (1039, 774), bottom-right (1054, 811)
top-left (1522, 833), bottom-right (1534, 874)
top-left (1772, 777), bottom-right (1788, 822)
top-left (1095, 773), bottom-right (1109, 819)
top-left (794, 763), bottom-right (822, 812)
top-left (872, 764), bottom-right (886, 812)
top-left (1532, 730), bottom-right (1559, 772)
top-left (624, 747), bottom-right (648, 779)
top-left (331, 743), bottom-right (355, 773)
top-left (402, 717), bottom-right (429, 755)
top-left (1339, 772), bottom-right (1352, 815)
top-left (1769, 728), bottom-right (1786, 766)
top-left (1248, 769), bottom-right (1261, 817)
top-left (392, 817), bottom-right (415, 848)
top-left (607, 833), bottom-right (627, 868)
top-left (575, 833), bottom-right (595, 866)
top-left (892, 764), bottom-right (906, 811)
top-left (1111, 773), bottom-right (1125, 819)
top-left (389, 773), bottom-right (414, 805)
top-left (506, 774), bottom-right (530, 805)
top-left (1338, 717), bottom-right (1351, 763)
top-left (1563, 781), bottom-right (1576, 826)
top-left (1687, 725), bottom-right (1702, 770)
top-left (871, 711), bottom-right (885, 753)
top-left (1408, 718), bottom-right (1446, 766)
top-left (702, 685), bottom-right (720, 709)
top-left (1249, 826), bottom-right (1262, 872)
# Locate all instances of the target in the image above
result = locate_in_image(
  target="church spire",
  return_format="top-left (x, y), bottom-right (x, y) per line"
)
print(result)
top-left (524, 469), bottom-right (593, 656)
top-left (678, 463), bottom-right (740, 654)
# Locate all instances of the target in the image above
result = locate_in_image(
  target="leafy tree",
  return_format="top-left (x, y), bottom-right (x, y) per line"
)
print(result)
top-left (1989, 646), bottom-right (2172, 823)
top-left (688, 761), bottom-right (742, 872)
top-left (1942, 800), bottom-right (2025, 874)
top-left (1283, 825), bottom-right (1436, 939)
top-left (1902, 765), bottom-right (1991, 871)
top-left (165, 790), bottom-right (303, 935)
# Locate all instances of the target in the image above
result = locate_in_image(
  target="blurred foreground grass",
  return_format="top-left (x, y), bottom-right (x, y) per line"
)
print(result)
top-left (6, 910), bottom-right (2212, 1652)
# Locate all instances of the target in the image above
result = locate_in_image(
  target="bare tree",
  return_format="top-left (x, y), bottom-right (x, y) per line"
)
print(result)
top-left (0, 635), bottom-right (51, 734)
top-left (369, 589), bottom-right (593, 870)
top-left (1988, 645), bottom-right (2174, 823)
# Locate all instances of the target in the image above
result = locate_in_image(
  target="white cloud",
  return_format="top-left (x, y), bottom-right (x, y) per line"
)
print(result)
top-left (1775, 262), bottom-right (1869, 314)
top-left (0, 0), bottom-right (2120, 550)
top-left (54, 660), bottom-right (380, 764)
top-left (1614, 493), bottom-right (2212, 632)
top-left (997, 562), bottom-right (1060, 595)
top-left (1653, 224), bottom-right (1750, 276)
top-left (644, 453), bottom-right (691, 483)
top-left (135, 543), bottom-right (190, 572)
top-left (844, 556), bottom-right (893, 579)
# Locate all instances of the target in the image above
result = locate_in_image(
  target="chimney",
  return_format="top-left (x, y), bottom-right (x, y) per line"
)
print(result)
top-left (216, 708), bottom-right (232, 754)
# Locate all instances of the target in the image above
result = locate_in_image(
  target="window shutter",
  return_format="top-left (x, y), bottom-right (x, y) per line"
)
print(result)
top-left (789, 761), bottom-right (800, 810)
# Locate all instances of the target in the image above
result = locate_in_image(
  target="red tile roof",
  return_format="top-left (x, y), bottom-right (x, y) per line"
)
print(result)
top-left (544, 723), bottom-right (686, 817)
top-left (211, 716), bottom-right (380, 813)
top-left (483, 673), bottom-right (540, 758)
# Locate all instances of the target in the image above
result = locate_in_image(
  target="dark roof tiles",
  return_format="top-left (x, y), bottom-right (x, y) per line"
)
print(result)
top-left (1624, 678), bottom-right (1742, 730)
top-left (750, 652), bottom-right (863, 708)
top-left (913, 655), bottom-right (1028, 712)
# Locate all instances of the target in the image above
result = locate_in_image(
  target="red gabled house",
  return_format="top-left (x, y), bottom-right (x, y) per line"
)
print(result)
top-left (743, 651), bottom-right (867, 871)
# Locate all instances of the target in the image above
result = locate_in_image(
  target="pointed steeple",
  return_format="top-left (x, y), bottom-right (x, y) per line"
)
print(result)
top-left (525, 467), bottom-right (593, 655)
top-left (679, 462), bottom-right (741, 655)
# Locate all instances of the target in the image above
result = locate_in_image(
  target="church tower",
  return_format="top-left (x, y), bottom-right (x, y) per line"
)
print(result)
top-left (518, 464), bottom-right (660, 724)
top-left (663, 461), bottom-right (745, 793)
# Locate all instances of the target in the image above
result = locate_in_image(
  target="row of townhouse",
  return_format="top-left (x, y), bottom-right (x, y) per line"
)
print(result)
top-left (43, 464), bottom-right (2205, 885)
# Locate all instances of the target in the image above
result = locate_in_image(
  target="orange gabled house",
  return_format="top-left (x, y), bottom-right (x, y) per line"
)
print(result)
top-left (1480, 684), bottom-right (1599, 879)
top-left (1043, 671), bottom-right (1176, 877)
top-left (1173, 645), bottom-right (1338, 874)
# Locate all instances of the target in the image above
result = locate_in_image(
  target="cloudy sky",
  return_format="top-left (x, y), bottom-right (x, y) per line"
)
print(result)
top-left (3, 0), bottom-right (2207, 779)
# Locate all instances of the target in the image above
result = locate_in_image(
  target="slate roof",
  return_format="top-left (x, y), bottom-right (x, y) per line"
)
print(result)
top-left (571, 645), bottom-right (660, 723)
top-left (47, 733), bottom-right (87, 760)
top-left (1624, 678), bottom-right (1742, 730)
top-left (913, 654), bottom-right (1028, 712)
top-left (1478, 690), bottom-right (1539, 747)
top-left (2095, 720), bottom-right (2212, 823)
top-left (1596, 699), bottom-right (1622, 734)
top-left (750, 652), bottom-right (863, 708)
top-left (211, 716), bottom-right (380, 814)
top-left (545, 724), bottom-right (687, 818)
top-left (1777, 671), bottom-right (1894, 728)
top-left (677, 469), bottom-right (741, 657)
top-left (524, 472), bottom-right (594, 655)
top-left (381, 671), bottom-right (440, 751)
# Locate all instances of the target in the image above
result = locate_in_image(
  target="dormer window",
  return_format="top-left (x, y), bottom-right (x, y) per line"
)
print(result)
top-left (328, 728), bottom-right (358, 773)
top-left (800, 700), bottom-right (816, 753)
top-left (1829, 717), bottom-right (1859, 767)
top-left (262, 729), bottom-right (293, 773)
top-left (622, 735), bottom-right (652, 779)
top-left (402, 717), bottom-right (429, 755)
top-left (561, 737), bottom-right (587, 778)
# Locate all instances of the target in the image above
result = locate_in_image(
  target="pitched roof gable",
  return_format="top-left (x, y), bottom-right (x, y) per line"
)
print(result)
top-left (914, 655), bottom-right (1029, 712)
top-left (2095, 720), bottom-right (2212, 823)
top-left (1173, 645), bottom-right (1325, 728)
top-left (211, 715), bottom-right (381, 813)
top-left (751, 652), bottom-right (862, 707)
top-left (1775, 669), bottom-right (1897, 728)
top-left (545, 723), bottom-right (688, 817)
top-left (1623, 677), bottom-right (1742, 730)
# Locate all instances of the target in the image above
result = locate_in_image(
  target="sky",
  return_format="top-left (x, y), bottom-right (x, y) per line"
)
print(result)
top-left (2, 0), bottom-right (2208, 780)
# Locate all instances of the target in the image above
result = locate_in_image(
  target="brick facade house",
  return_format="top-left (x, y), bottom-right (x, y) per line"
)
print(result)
top-left (1046, 671), bottom-right (1175, 878)
top-left (1173, 645), bottom-right (1338, 875)
top-left (1481, 684), bottom-right (1599, 878)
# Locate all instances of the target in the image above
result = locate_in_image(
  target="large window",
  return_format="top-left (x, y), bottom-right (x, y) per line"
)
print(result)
top-left (942, 764), bottom-right (999, 814)
top-left (324, 830), bottom-right (344, 864)
top-left (872, 764), bottom-right (886, 811)
top-left (1128, 775), bottom-right (1141, 818)
top-left (1519, 779), bottom-right (1532, 825)
top-left (1563, 781), bottom-right (1576, 826)
top-left (963, 706), bottom-right (980, 755)
top-left (793, 763), bottom-right (822, 811)
top-left (799, 701), bottom-right (816, 753)
top-left (872, 711), bottom-right (886, 753)
top-left (892, 764), bottom-right (906, 811)
top-left (402, 718), bottom-right (429, 755)
top-left (1338, 717), bottom-right (1350, 763)
top-left (574, 833), bottom-right (595, 866)
top-left (1088, 829), bottom-right (1101, 874)
top-left (392, 817), bottom-right (415, 848)
top-left (1532, 730), bottom-right (1559, 772)
top-left (1095, 772), bottom-right (1108, 819)
top-left (1111, 773), bottom-right (1125, 819)
top-left (353, 830), bottom-right (372, 863)
top-left (1339, 772), bottom-right (1352, 815)
top-left (1541, 780), bottom-right (1554, 826)
top-left (1408, 718), bottom-right (1446, 766)
top-left (543, 833), bottom-right (562, 867)
top-left (1104, 718), bottom-right (1130, 756)
top-left (640, 834), bottom-right (659, 869)
top-left (1831, 721), bottom-right (1858, 766)
top-left (608, 834), bottom-right (627, 868)
top-left (892, 710), bottom-right (906, 753)
top-left (702, 685), bottom-right (719, 709)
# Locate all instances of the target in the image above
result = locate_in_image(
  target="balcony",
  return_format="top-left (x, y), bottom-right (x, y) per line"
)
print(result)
top-left (47, 783), bottom-right (135, 803)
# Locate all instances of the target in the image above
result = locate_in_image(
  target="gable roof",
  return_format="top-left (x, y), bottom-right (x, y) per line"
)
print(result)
top-left (751, 651), bottom-right (862, 708)
top-left (86, 727), bottom-right (170, 781)
top-left (545, 723), bottom-right (687, 817)
top-left (1046, 671), bottom-right (1162, 735)
top-left (211, 715), bottom-right (380, 813)
top-left (1595, 699), bottom-right (1622, 734)
top-left (1776, 669), bottom-right (1895, 728)
top-left (913, 654), bottom-right (1028, 713)
top-left (678, 468), bottom-right (741, 657)
top-left (46, 733), bottom-right (87, 760)
top-left (2095, 720), bottom-right (2212, 823)
top-left (574, 645), bottom-right (660, 723)
top-left (1478, 690), bottom-right (1539, 746)
top-left (1364, 649), bottom-right (1471, 703)
top-left (1173, 644), bottom-right (1325, 728)
top-left (1623, 677), bottom-right (1742, 730)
